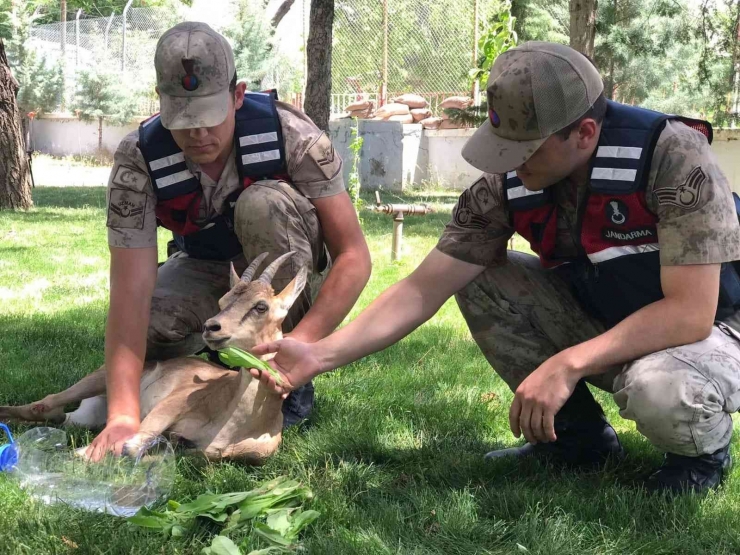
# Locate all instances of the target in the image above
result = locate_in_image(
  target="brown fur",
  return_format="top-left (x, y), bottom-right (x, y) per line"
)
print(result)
top-left (0, 252), bottom-right (307, 464)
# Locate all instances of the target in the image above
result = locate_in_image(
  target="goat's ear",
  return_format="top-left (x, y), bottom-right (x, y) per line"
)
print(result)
top-left (275, 265), bottom-right (308, 311)
top-left (229, 262), bottom-right (240, 289)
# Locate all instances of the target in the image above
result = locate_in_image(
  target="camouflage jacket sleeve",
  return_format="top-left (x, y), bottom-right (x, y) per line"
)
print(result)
top-left (646, 120), bottom-right (740, 266)
top-left (106, 129), bottom-right (158, 249)
top-left (435, 173), bottom-right (514, 266)
top-left (276, 102), bottom-right (345, 198)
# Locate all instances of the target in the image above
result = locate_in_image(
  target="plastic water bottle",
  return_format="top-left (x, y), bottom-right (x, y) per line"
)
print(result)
top-left (0, 425), bottom-right (176, 517)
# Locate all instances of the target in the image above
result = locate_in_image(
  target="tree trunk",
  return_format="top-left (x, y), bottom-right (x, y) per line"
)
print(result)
top-left (98, 116), bottom-right (104, 151)
top-left (569, 0), bottom-right (598, 59)
top-left (303, 0), bottom-right (334, 131)
top-left (0, 39), bottom-right (33, 210)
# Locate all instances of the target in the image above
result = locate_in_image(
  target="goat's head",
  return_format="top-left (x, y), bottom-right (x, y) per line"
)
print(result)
top-left (202, 251), bottom-right (308, 352)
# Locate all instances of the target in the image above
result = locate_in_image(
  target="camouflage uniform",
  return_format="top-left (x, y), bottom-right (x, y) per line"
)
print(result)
top-left (106, 101), bottom-right (343, 422)
top-left (439, 119), bottom-right (740, 457)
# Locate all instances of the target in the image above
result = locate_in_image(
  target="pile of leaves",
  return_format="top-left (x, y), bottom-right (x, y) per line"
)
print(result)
top-left (127, 476), bottom-right (319, 555)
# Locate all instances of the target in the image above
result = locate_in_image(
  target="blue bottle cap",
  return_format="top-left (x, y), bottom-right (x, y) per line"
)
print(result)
top-left (0, 423), bottom-right (18, 472)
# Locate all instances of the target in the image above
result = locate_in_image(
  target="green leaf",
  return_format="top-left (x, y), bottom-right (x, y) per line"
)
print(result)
top-left (265, 509), bottom-right (293, 535)
top-left (168, 500), bottom-right (181, 511)
top-left (127, 515), bottom-right (167, 529)
top-left (246, 548), bottom-right (286, 555)
top-left (286, 510), bottom-right (320, 538)
top-left (253, 523), bottom-right (293, 547)
top-left (205, 536), bottom-right (243, 555)
top-left (171, 525), bottom-right (187, 537)
top-left (218, 347), bottom-right (284, 386)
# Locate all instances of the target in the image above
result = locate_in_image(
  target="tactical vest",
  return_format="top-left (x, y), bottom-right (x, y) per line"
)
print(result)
top-left (505, 100), bottom-right (740, 327)
top-left (138, 92), bottom-right (288, 260)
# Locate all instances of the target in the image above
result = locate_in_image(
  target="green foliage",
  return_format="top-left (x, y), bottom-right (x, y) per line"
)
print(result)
top-left (218, 346), bottom-right (284, 386)
top-left (444, 101), bottom-right (489, 127)
top-left (224, 0), bottom-right (303, 99)
top-left (511, 0), bottom-right (568, 43)
top-left (127, 476), bottom-right (319, 554)
top-left (469, 4), bottom-right (518, 91)
top-left (72, 68), bottom-right (136, 125)
top-left (0, 0), bottom-right (11, 41)
top-left (348, 119), bottom-right (365, 216)
top-left (30, 0), bottom-right (190, 24)
top-left (5, 0), bottom-right (65, 113)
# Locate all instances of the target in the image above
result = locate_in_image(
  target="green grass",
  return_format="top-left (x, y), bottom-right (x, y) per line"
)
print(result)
top-left (1, 187), bottom-right (740, 554)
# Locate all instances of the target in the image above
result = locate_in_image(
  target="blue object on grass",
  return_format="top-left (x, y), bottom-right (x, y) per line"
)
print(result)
top-left (0, 423), bottom-right (18, 472)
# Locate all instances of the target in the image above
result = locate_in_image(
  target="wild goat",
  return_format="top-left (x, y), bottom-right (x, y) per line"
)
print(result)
top-left (0, 252), bottom-right (306, 464)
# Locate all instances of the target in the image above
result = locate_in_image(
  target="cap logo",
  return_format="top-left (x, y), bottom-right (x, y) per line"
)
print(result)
top-left (181, 58), bottom-right (199, 92)
top-left (489, 107), bottom-right (500, 128)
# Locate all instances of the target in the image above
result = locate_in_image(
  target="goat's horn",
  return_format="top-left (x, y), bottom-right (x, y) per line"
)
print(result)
top-left (241, 252), bottom-right (270, 283)
top-left (256, 251), bottom-right (296, 284)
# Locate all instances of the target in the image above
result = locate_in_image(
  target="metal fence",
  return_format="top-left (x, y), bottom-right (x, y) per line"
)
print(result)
top-left (331, 0), bottom-right (499, 112)
top-left (25, 0), bottom-right (496, 116)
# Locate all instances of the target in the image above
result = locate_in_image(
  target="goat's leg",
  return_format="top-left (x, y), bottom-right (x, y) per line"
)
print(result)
top-left (0, 367), bottom-right (107, 424)
top-left (121, 398), bottom-right (184, 455)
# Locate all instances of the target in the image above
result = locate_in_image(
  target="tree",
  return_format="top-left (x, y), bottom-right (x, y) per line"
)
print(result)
top-left (72, 68), bottom-right (136, 152)
top-left (0, 39), bottom-right (32, 210)
top-left (304, 0), bottom-right (334, 131)
top-left (511, 0), bottom-right (568, 43)
top-left (570, 0), bottom-right (597, 57)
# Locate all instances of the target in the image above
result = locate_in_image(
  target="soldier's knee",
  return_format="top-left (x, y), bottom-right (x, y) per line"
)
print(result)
top-left (614, 356), bottom-right (733, 455)
top-left (146, 298), bottom-right (205, 360)
top-left (234, 180), bottom-right (296, 231)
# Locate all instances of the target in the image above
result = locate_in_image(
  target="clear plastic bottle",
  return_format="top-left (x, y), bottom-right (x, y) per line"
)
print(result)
top-left (1, 426), bottom-right (176, 517)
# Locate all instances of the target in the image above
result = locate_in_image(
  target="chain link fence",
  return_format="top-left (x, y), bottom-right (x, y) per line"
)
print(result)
top-left (25, 0), bottom-right (497, 117)
top-left (332, 0), bottom-right (500, 113)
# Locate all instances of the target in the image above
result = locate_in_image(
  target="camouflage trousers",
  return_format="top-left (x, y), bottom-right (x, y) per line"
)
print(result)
top-left (455, 250), bottom-right (740, 457)
top-left (145, 180), bottom-right (328, 425)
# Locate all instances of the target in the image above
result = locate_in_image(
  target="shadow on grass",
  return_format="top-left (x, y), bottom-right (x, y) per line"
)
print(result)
top-left (0, 306), bottom-right (106, 406)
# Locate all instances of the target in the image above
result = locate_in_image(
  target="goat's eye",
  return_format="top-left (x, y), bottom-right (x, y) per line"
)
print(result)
top-left (254, 301), bottom-right (269, 314)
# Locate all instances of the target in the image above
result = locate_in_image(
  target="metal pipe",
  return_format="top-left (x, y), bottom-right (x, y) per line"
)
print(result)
top-left (75, 9), bottom-right (82, 69)
top-left (104, 11), bottom-right (115, 56)
top-left (121, 0), bottom-right (134, 73)
top-left (392, 212), bottom-right (404, 261)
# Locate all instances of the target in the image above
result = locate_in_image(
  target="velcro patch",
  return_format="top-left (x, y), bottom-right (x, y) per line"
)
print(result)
top-left (306, 134), bottom-right (340, 180)
top-left (653, 166), bottom-right (706, 211)
top-left (453, 187), bottom-right (491, 230)
top-left (112, 165), bottom-right (150, 192)
top-left (107, 188), bottom-right (147, 230)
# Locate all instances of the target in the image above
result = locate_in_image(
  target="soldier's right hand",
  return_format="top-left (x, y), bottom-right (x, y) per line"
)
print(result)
top-left (85, 415), bottom-right (140, 462)
top-left (249, 338), bottom-right (324, 396)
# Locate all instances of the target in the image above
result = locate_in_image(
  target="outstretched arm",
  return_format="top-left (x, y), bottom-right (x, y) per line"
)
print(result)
top-left (252, 248), bottom-right (486, 393)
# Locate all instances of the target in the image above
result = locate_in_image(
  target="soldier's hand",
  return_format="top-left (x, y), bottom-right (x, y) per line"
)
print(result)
top-left (509, 352), bottom-right (582, 444)
top-left (249, 338), bottom-right (324, 396)
top-left (85, 415), bottom-right (140, 462)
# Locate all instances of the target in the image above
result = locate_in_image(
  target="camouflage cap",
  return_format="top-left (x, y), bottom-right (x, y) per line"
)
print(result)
top-left (462, 41), bottom-right (604, 174)
top-left (155, 22), bottom-right (235, 130)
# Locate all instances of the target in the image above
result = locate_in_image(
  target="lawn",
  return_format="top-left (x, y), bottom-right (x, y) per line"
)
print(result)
top-left (1, 187), bottom-right (739, 554)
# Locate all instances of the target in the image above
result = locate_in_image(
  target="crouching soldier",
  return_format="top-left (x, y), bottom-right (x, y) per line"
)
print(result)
top-left (90, 22), bottom-right (371, 457)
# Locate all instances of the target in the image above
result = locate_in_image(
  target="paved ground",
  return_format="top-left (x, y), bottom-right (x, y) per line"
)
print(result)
top-left (31, 155), bottom-right (112, 187)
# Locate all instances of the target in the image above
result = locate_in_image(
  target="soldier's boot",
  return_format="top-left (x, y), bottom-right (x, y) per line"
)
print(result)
top-left (644, 444), bottom-right (732, 494)
top-left (485, 380), bottom-right (624, 468)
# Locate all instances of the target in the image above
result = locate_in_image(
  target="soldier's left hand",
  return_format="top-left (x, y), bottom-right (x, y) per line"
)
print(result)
top-left (509, 352), bottom-right (582, 444)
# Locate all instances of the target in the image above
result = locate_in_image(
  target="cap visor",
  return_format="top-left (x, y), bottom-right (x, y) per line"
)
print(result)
top-left (159, 90), bottom-right (231, 130)
top-left (461, 120), bottom-right (548, 174)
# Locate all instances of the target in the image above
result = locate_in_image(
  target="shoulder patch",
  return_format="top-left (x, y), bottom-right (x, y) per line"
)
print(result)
top-left (107, 189), bottom-right (147, 230)
top-left (112, 165), bottom-right (150, 192)
top-left (453, 186), bottom-right (491, 230)
top-left (653, 166), bottom-right (706, 211)
top-left (306, 134), bottom-right (340, 180)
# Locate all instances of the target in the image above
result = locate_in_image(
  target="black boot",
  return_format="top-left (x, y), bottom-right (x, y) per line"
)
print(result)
top-left (281, 381), bottom-right (315, 429)
top-left (485, 380), bottom-right (624, 468)
top-left (644, 444), bottom-right (732, 494)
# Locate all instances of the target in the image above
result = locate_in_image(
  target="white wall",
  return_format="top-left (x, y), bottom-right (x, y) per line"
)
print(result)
top-left (31, 115), bottom-right (740, 194)
top-left (30, 115), bottom-right (143, 158)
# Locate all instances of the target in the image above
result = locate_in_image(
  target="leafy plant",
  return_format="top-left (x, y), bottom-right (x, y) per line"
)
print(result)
top-left (218, 347), bottom-right (284, 386)
top-left (443, 101), bottom-right (489, 128)
top-left (469, 4), bottom-right (518, 91)
top-left (127, 476), bottom-right (319, 555)
top-left (347, 119), bottom-right (364, 217)
top-left (72, 68), bottom-right (137, 151)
